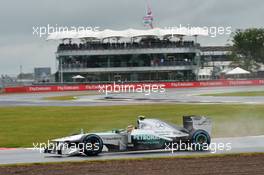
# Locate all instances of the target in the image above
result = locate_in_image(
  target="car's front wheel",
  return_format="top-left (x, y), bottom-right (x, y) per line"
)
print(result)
top-left (82, 134), bottom-right (103, 156)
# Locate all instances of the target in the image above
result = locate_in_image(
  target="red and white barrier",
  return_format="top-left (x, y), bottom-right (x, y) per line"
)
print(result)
top-left (4, 79), bottom-right (264, 93)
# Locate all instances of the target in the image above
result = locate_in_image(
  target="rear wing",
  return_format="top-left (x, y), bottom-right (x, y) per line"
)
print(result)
top-left (183, 116), bottom-right (212, 134)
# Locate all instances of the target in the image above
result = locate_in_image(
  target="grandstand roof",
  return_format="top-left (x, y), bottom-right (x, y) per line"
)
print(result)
top-left (47, 27), bottom-right (208, 40)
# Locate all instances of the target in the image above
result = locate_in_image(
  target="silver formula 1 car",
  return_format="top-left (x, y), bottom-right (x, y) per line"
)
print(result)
top-left (44, 116), bottom-right (212, 156)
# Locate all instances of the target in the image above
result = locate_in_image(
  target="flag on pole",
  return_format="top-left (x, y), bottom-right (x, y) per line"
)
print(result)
top-left (143, 3), bottom-right (154, 28)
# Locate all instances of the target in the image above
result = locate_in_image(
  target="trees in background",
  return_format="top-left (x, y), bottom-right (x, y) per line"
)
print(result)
top-left (231, 28), bottom-right (264, 71)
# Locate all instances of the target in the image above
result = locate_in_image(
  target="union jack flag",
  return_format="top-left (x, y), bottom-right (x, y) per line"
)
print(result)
top-left (143, 4), bottom-right (153, 28)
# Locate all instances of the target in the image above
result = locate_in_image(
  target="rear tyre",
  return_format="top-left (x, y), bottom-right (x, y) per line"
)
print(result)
top-left (82, 134), bottom-right (103, 156)
top-left (191, 130), bottom-right (210, 151)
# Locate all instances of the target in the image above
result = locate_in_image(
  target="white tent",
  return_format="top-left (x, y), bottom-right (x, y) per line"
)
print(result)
top-left (226, 67), bottom-right (250, 75)
top-left (72, 75), bottom-right (85, 79)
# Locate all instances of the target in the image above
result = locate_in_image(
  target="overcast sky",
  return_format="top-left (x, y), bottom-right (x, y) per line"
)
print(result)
top-left (0, 0), bottom-right (263, 75)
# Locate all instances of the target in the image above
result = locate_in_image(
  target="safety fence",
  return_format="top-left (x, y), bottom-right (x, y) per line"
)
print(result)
top-left (4, 79), bottom-right (264, 93)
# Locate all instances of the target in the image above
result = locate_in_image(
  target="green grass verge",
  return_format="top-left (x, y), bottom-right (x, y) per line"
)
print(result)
top-left (0, 104), bottom-right (264, 147)
top-left (43, 95), bottom-right (78, 101)
top-left (42, 91), bottom-right (99, 101)
top-left (201, 91), bottom-right (264, 96)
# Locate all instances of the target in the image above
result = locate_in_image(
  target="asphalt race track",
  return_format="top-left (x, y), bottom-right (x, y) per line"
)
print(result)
top-left (0, 135), bottom-right (263, 165)
top-left (0, 85), bottom-right (264, 165)
top-left (0, 86), bottom-right (264, 106)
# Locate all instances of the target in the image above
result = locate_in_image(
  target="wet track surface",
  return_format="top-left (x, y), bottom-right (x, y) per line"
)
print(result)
top-left (0, 85), bottom-right (264, 164)
top-left (0, 86), bottom-right (264, 106)
top-left (0, 135), bottom-right (263, 165)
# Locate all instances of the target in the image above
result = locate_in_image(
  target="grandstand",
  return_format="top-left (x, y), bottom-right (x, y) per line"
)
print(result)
top-left (48, 28), bottom-right (208, 83)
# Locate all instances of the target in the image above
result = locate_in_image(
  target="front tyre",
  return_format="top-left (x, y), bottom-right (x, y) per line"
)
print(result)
top-left (191, 130), bottom-right (211, 151)
top-left (82, 134), bottom-right (103, 156)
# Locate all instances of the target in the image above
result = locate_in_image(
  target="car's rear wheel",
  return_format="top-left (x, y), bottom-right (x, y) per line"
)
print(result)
top-left (82, 134), bottom-right (103, 156)
top-left (191, 130), bottom-right (210, 151)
